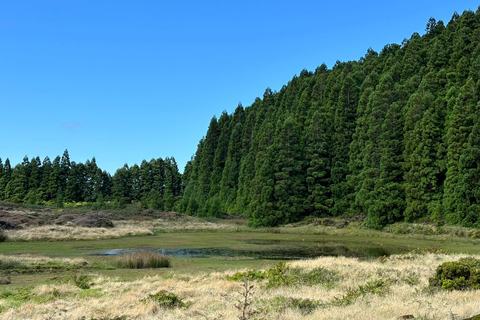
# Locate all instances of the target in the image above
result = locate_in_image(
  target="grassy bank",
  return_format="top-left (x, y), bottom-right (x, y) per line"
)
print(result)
top-left (1, 205), bottom-right (480, 319)
top-left (1, 253), bottom-right (480, 319)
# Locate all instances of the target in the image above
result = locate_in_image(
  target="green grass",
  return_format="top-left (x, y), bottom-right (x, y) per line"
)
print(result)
top-left (2, 216), bottom-right (480, 289)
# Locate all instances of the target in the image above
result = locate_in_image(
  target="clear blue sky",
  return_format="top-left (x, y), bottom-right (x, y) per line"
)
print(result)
top-left (1, 1), bottom-right (479, 174)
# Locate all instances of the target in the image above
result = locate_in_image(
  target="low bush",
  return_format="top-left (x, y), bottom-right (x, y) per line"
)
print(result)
top-left (429, 260), bottom-right (480, 290)
top-left (227, 269), bottom-right (266, 281)
top-left (332, 280), bottom-right (390, 306)
top-left (264, 296), bottom-right (319, 315)
top-left (73, 273), bottom-right (93, 289)
top-left (227, 262), bottom-right (341, 289)
top-left (116, 251), bottom-right (171, 269)
top-left (147, 290), bottom-right (189, 309)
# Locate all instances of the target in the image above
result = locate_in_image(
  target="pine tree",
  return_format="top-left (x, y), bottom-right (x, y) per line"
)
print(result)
top-left (443, 78), bottom-right (477, 221)
top-left (330, 74), bottom-right (359, 215)
top-left (452, 109), bottom-right (480, 226)
top-left (271, 117), bottom-right (306, 224)
top-left (404, 108), bottom-right (443, 221)
top-left (304, 111), bottom-right (331, 216)
top-left (368, 103), bottom-right (405, 228)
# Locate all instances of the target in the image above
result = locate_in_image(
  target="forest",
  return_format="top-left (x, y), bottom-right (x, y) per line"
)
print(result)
top-left (2, 9), bottom-right (480, 229)
top-left (179, 9), bottom-right (480, 228)
top-left (0, 150), bottom-right (183, 211)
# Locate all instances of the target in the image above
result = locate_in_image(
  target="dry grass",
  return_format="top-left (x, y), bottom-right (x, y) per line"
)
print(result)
top-left (115, 251), bottom-right (171, 269)
top-left (4, 217), bottom-right (240, 241)
top-left (0, 254), bottom-right (87, 267)
top-left (2, 253), bottom-right (480, 319)
top-left (4, 223), bottom-right (154, 241)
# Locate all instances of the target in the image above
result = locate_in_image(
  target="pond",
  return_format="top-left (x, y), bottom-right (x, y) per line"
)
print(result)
top-left (96, 238), bottom-right (408, 260)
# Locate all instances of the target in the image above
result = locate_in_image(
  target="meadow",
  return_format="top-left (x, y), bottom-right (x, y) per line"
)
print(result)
top-left (1, 205), bottom-right (480, 319)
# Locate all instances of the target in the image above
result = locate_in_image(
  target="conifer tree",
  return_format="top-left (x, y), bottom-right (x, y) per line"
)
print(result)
top-left (451, 108), bottom-right (480, 226)
top-left (304, 111), bottom-right (331, 216)
top-left (443, 78), bottom-right (477, 221)
top-left (404, 108), bottom-right (443, 221)
top-left (368, 103), bottom-right (405, 228)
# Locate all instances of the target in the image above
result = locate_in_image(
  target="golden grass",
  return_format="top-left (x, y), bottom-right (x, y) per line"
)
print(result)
top-left (0, 254), bottom-right (87, 266)
top-left (4, 217), bottom-right (240, 241)
top-left (2, 253), bottom-right (480, 319)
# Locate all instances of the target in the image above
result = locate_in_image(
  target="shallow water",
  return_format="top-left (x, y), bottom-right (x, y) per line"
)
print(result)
top-left (96, 238), bottom-right (407, 259)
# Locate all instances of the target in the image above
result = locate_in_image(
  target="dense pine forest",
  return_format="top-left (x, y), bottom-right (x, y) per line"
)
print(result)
top-left (3, 9), bottom-right (480, 229)
top-left (180, 8), bottom-right (480, 228)
top-left (0, 150), bottom-right (183, 211)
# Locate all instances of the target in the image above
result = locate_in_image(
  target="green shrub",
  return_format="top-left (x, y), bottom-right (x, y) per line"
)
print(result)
top-left (429, 260), bottom-right (480, 290)
top-left (147, 290), bottom-right (189, 309)
top-left (459, 257), bottom-right (480, 269)
top-left (227, 269), bottom-right (266, 281)
top-left (265, 296), bottom-right (319, 315)
top-left (227, 263), bottom-right (340, 289)
top-left (73, 273), bottom-right (93, 289)
top-left (294, 267), bottom-right (340, 287)
top-left (116, 251), bottom-right (171, 269)
top-left (265, 262), bottom-right (293, 288)
top-left (332, 280), bottom-right (390, 306)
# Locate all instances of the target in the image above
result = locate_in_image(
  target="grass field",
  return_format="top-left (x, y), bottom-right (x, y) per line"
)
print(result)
top-left (1, 206), bottom-right (480, 319)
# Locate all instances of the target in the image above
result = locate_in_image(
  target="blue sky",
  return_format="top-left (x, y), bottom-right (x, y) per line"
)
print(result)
top-left (1, 1), bottom-right (479, 174)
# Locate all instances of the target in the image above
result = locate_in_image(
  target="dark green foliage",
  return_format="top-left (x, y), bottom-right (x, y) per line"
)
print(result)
top-left (179, 9), bottom-right (480, 227)
top-left (429, 260), bottom-right (480, 290)
top-left (0, 230), bottom-right (6, 242)
top-left (147, 290), bottom-right (189, 309)
top-left (0, 150), bottom-right (181, 210)
top-left (5, 9), bottom-right (480, 228)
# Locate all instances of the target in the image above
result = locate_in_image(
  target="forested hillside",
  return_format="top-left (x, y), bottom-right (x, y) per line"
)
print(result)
top-left (180, 9), bottom-right (480, 228)
top-left (0, 150), bottom-right (183, 210)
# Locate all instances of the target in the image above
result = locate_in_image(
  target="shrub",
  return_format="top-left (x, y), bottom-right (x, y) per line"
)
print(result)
top-left (227, 269), bottom-right (266, 281)
top-left (265, 262), bottom-right (293, 288)
top-left (332, 280), bottom-right (390, 306)
top-left (73, 273), bottom-right (93, 289)
top-left (0, 231), bottom-right (6, 242)
top-left (227, 263), bottom-right (341, 289)
top-left (429, 260), bottom-right (480, 290)
top-left (147, 290), bottom-right (189, 309)
top-left (294, 267), bottom-right (340, 287)
top-left (265, 296), bottom-right (319, 315)
top-left (116, 251), bottom-right (171, 269)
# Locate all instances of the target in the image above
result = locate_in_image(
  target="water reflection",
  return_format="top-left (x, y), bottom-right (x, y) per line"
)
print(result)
top-left (96, 239), bottom-right (406, 259)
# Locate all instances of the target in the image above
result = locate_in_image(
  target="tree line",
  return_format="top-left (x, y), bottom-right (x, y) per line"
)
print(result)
top-left (180, 8), bottom-right (480, 228)
top-left (0, 150), bottom-right (183, 211)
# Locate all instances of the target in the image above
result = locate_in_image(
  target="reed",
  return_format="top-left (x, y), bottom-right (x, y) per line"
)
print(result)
top-left (115, 251), bottom-right (171, 269)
